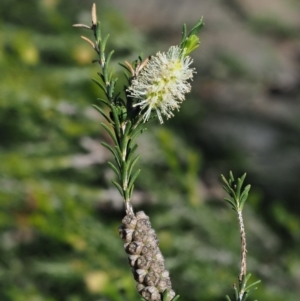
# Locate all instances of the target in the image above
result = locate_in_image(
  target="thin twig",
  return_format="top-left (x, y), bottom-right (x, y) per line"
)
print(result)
top-left (237, 210), bottom-right (247, 283)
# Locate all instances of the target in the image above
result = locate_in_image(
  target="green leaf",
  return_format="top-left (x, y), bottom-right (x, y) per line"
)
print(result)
top-left (124, 186), bottom-right (130, 201)
top-left (236, 173), bottom-right (247, 199)
top-left (171, 295), bottom-right (180, 301)
top-left (101, 123), bottom-right (118, 146)
top-left (127, 155), bottom-right (141, 179)
top-left (162, 290), bottom-right (179, 301)
top-left (240, 185), bottom-right (251, 209)
top-left (234, 284), bottom-right (238, 300)
top-left (110, 106), bottom-right (121, 138)
top-left (122, 70), bottom-right (130, 82)
top-left (130, 126), bottom-right (147, 144)
top-left (103, 64), bottom-right (109, 85)
top-left (242, 291), bottom-right (249, 301)
top-left (92, 105), bottom-right (111, 123)
top-left (188, 17), bottom-right (204, 36)
top-left (225, 296), bottom-right (232, 301)
top-left (127, 169), bottom-right (141, 191)
top-left (106, 50), bottom-right (114, 71)
top-left (180, 23), bottom-right (187, 46)
top-left (108, 78), bottom-right (118, 99)
top-left (239, 274), bottom-right (247, 291)
top-left (107, 161), bottom-right (121, 180)
top-left (126, 143), bottom-right (138, 162)
top-left (124, 120), bottom-right (132, 137)
top-left (245, 273), bottom-right (252, 283)
top-left (101, 142), bottom-right (121, 167)
top-left (120, 121), bottom-right (132, 153)
top-left (182, 35), bottom-right (200, 56)
top-left (224, 197), bottom-right (237, 210)
top-left (228, 186), bottom-right (237, 200)
top-left (221, 174), bottom-right (230, 187)
top-left (96, 22), bottom-right (102, 42)
top-left (101, 34), bottom-right (110, 81)
top-left (114, 143), bottom-right (123, 157)
top-left (97, 72), bottom-right (106, 85)
top-left (92, 78), bottom-right (107, 94)
top-left (119, 62), bottom-right (132, 73)
top-left (222, 184), bottom-right (232, 195)
top-left (96, 97), bottom-right (112, 108)
top-left (245, 280), bottom-right (261, 291)
top-left (129, 183), bottom-right (134, 199)
top-left (112, 180), bottom-right (124, 198)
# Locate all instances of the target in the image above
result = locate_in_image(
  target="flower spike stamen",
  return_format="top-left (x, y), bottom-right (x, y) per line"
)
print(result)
top-left (128, 46), bottom-right (195, 123)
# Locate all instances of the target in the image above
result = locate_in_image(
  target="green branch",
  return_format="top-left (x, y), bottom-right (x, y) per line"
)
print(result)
top-left (221, 172), bottom-right (261, 301)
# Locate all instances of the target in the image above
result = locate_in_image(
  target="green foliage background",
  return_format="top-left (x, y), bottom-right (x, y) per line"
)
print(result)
top-left (1, 0), bottom-right (300, 301)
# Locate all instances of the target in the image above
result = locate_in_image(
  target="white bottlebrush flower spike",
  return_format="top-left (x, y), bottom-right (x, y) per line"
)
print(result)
top-left (128, 46), bottom-right (195, 123)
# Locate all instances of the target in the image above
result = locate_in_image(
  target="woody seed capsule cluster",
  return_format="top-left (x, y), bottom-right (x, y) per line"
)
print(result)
top-left (119, 211), bottom-right (175, 301)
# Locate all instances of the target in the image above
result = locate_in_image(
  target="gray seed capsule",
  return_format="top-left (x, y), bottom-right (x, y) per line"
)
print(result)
top-left (119, 211), bottom-right (175, 301)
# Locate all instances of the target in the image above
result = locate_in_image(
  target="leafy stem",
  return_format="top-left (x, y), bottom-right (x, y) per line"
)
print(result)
top-left (73, 3), bottom-right (146, 213)
top-left (221, 172), bottom-right (261, 301)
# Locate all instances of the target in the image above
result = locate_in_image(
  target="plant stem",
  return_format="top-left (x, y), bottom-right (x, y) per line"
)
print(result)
top-left (237, 209), bottom-right (247, 283)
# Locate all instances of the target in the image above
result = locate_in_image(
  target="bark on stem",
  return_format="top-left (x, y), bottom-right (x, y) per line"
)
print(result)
top-left (237, 209), bottom-right (247, 283)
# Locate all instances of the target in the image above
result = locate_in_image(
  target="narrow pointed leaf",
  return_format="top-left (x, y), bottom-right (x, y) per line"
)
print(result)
top-left (124, 187), bottom-right (130, 201)
top-left (242, 291), bottom-right (249, 301)
top-left (112, 180), bottom-right (124, 198)
top-left (221, 174), bottom-right (230, 187)
top-left (128, 169), bottom-right (141, 191)
top-left (245, 280), bottom-right (261, 291)
top-left (93, 105), bottom-right (111, 123)
top-left (188, 17), bottom-right (204, 36)
top-left (128, 155), bottom-right (141, 178)
top-left (234, 285), bottom-right (238, 300)
top-left (106, 50), bottom-right (114, 68)
top-left (110, 106), bottom-right (121, 138)
top-left (101, 34), bottom-right (110, 55)
top-left (114, 145), bottom-right (123, 162)
top-left (240, 274), bottom-right (247, 291)
top-left (92, 78), bottom-right (107, 94)
top-left (129, 183), bottom-right (134, 199)
top-left (96, 21), bottom-right (101, 43)
top-left (131, 123), bottom-right (147, 137)
top-left (236, 173), bottom-right (247, 198)
top-left (96, 97), bottom-right (112, 109)
top-left (108, 78), bottom-right (118, 98)
top-left (181, 23), bottom-right (187, 46)
top-left (127, 143), bottom-right (138, 162)
top-left (224, 197), bottom-right (236, 209)
top-left (101, 123), bottom-right (118, 145)
top-left (222, 184), bottom-right (232, 195)
top-left (119, 62), bottom-right (132, 73)
top-left (240, 185), bottom-right (251, 209)
top-left (97, 72), bottom-right (106, 83)
top-left (101, 142), bottom-right (121, 167)
top-left (107, 161), bottom-right (121, 179)
top-left (229, 171), bottom-right (235, 182)
top-left (245, 273), bottom-right (252, 283)
top-left (171, 295), bottom-right (180, 301)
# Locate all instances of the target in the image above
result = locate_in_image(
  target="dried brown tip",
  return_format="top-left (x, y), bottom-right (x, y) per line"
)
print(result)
top-left (81, 36), bottom-right (96, 49)
top-left (125, 61), bottom-right (135, 77)
top-left (92, 3), bottom-right (97, 26)
top-left (137, 57), bottom-right (150, 74)
top-left (73, 24), bottom-right (91, 29)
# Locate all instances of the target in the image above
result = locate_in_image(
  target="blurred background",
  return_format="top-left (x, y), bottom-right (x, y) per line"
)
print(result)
top-left (1, 0), bottom-right (300, 300)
